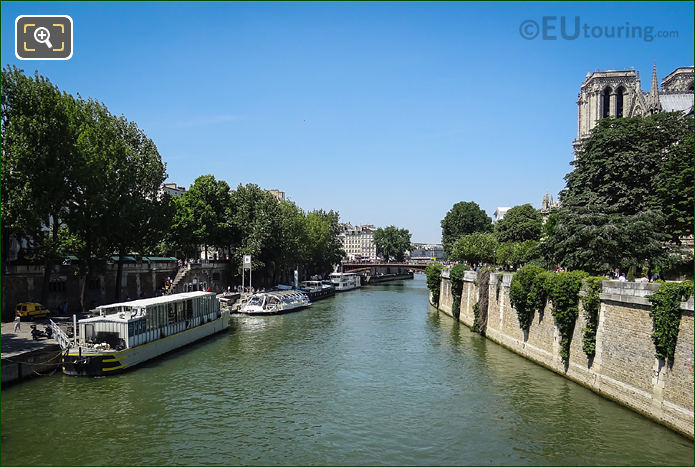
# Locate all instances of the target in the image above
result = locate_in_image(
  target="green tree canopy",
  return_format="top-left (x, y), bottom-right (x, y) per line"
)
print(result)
top-left (441, 201), bottom-right (492, 255)
top-left (544, 113), bottom-right (693, 274)
top-left (104, 116), bottom-right (169, 300)
top-left (304, 210), bottom-right (344, 275)
top-left (495, 204), bottom-right (542, 243)
top-left (185, 175), bottom-right (232, 260)
top-left (1, 66), bottom-right (78, 302)
top-left (450, 232), bottom-right (498, 267)
top-left (373, 226), bottom-right (412, 262)
top-left (230, 183), bottom-right (282, 275)
top-left (497, 240), bottom-right (539, 270)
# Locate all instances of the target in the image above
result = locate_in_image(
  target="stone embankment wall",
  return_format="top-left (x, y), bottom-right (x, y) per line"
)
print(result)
top-left (1, 345), bottom-right (62, 386)
top-left (2, 261), bottom-right (232, 321)
top-left (436, 272), bottom-right (694, 438)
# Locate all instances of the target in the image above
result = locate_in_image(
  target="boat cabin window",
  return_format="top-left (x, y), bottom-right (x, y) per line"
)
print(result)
top-left (168, 303), bottom-right (175, 324)
top-left (128, 318), bottom-right (146, 336)
top-left (84, 324), bottom-right (95, 341)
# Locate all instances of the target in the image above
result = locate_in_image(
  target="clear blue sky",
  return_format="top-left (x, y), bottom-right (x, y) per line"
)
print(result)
top-left (2, 1), bottom-right (693, 243)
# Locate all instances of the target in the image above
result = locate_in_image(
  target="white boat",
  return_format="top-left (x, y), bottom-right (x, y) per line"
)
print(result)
top-left (329, 272), bottom-right (361, 291)
top-left (58, 291), bottom-right (229, 376)
top-left (238, 290), bottom-right (310, 315)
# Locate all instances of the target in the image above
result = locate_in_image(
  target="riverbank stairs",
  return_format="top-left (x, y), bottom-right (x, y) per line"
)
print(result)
top-left (167, 265), bottom-right (190, 294)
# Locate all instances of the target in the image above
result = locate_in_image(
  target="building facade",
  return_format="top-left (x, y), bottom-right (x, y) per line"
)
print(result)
top-left (573, 64), bottom-right (694, 154)
top-left (267, 189), bottom-right (285, 201)
top-left (409, 243), bottom-right (446, 261)
top-left (338, 224), bottom-right (377, 260)
top-left (493, 207), bottom-right (511, 224)
top-left (161, 182), bottom-right (186, 198)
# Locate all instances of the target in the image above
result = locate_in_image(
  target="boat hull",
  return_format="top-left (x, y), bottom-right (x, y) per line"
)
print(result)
top-left (238, 304), bottom-right (310, 316)
top-left (62, 311), bottom-right (229, 376)
top-left (304, 288), bottom-right (336, 302)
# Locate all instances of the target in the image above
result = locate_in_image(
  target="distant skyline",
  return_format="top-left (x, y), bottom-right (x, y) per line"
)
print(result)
top-left (2, 1), bottom-right (693, 243)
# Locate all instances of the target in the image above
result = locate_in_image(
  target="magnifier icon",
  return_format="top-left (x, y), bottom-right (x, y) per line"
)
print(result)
top-left (33, 27), bottom-right (53, 49)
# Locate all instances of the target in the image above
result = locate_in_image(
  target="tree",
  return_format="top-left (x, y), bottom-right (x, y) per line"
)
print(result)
top-left (494, 204), bottom-right (542, 243)
top-left (304, 209), bottom-right (344, 276)
top-left (450, 232), bottom-right (498, 267)
top-left (2, 67), bottom-right (174, 311)
top-left (548, 203), bottom-right (666, 274)
top-left (277, 200), bottom-right (308, 282)
top-left (168, 194), bottom-right (198, 258)
top-left (66, 98), bottom-right (130, 312)
top-left (1, 66), bottom-right (78, 304)
top-left (497, 240), bottom-right (539, 270)
top-left (545, 113), bottom-right (693, 274)
top-left (181, 175), bottom-right (232, 260)
top-left (373, 226), bottom-right (412, 262)
top-left (230, 183), bottom-right (282, 284)
top-left (650, 119), bottom-right (694, 243)
top-left (441, 201), bottom-right (492, 255)
top-left (104, 116), bottom-right (168, 301)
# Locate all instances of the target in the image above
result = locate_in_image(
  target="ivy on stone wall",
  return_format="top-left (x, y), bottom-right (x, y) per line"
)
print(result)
top-left (511, 266), bottom-right (587, 362)
top-left (450, 264), bottom-right (468, 319)
top-left (496, 274), bottom-right (503, 302)
top-left (529, 270), bottom-right (552, 319)
top-left (425, 262), bottom-right (443, 308)
top-left (648, 281), bottom-right (693, 363)
top-left (509, 265), bottom-right (548, 331)
top-left (473, 269), bottom-right (491, 334)
top-left (580, 276), bottom-right (604, 358)
top-left (472, 302), bottom-right (481, 333)
top-left (548, 271), bottom-right (588, 363)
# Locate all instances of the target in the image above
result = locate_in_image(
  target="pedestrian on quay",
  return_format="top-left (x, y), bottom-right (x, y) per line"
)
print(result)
top-left (13, 315), bottom-right (21, 332)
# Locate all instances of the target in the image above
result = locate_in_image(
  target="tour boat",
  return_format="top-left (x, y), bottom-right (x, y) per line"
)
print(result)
top-left (238, 290), bottom-right (310, 315)
top-left (329, 272), bottom-right (361, 291)
top-left (57, 291), bottom-right (229, 376)
top-left (298, 280), bottom-right (336, 302)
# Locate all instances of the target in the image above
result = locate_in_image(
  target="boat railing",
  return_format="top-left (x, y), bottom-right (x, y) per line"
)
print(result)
top-left (49, 319), bottom-right (71, 351)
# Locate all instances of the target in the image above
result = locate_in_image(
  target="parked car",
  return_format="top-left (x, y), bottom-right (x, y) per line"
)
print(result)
top-left (15, 302), bottom-right (50, 320)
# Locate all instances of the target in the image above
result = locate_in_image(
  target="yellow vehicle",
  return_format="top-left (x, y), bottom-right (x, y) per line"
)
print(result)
top-left (15, 302), bottom-right (50, 320)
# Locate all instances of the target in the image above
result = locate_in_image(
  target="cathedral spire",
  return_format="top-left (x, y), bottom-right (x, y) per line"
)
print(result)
top-left (650, 62), bottom-right (659, 94)
top-left (645, 62), bottom-right (662, 114)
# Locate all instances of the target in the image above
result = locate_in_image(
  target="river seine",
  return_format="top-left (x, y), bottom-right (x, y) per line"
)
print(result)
top-left (1, 275), bottom-right (693, 465)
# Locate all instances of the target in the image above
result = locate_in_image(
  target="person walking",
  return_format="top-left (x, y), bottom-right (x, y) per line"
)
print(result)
top-left (13, 315), bottom-right (21, 332)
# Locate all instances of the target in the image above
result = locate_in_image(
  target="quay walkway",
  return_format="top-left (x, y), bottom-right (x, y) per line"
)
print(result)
top-left (1, 319), bottom-right (64, 386)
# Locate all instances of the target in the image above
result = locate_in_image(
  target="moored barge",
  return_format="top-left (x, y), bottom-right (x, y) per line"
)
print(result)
top-left (59, 291), bottom-right (229, 376)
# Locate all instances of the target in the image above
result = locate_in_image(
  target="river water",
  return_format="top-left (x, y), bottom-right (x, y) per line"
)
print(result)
top-left (2, 275), bottom-right (693, 465)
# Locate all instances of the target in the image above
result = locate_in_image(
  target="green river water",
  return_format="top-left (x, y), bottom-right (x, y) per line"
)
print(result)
top-left (1, 275), bottom-right (693, 465)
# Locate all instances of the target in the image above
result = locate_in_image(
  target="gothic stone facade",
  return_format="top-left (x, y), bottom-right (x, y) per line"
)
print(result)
top-left (573, 65), bottom-right (694, 155)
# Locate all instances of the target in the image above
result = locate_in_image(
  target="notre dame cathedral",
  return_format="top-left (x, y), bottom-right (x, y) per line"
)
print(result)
top-left (573, 64), bottom-right (694, 155)
top-left (540, 64), bottom-right (693, 214)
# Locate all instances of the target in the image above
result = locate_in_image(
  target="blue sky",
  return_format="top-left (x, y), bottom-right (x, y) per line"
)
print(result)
top-left (2, 1), bottom-right (693, 243)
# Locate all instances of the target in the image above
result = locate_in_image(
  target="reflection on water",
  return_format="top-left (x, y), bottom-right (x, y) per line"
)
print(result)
top-left (2, 276), bottom-right (693, 465)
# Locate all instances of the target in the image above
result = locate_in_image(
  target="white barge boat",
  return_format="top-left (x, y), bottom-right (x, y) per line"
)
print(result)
top-left (238, 290), bottom-right (310, 315)
top-left (329, 272), bottom-right (361, 291)
top-left (58, 291), bottom-right (229, 376)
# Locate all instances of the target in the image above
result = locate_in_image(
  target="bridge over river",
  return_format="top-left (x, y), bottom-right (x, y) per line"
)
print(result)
top-left (340, 261), bottom-right (430, 284)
